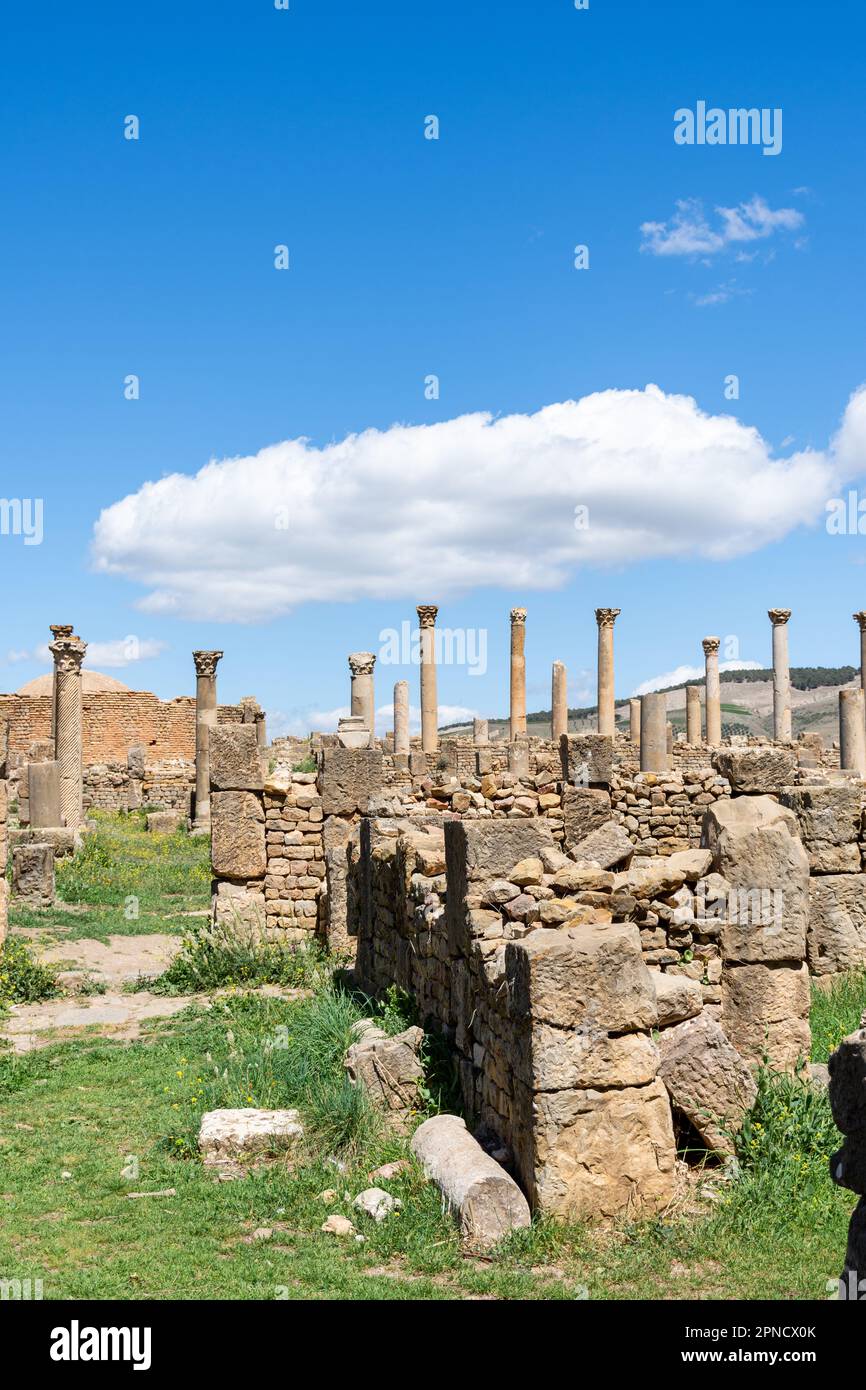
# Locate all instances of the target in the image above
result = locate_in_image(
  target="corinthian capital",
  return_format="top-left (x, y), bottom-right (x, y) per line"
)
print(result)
top-left (768, 608), bottom-right (792, 626)
top-left (49, 636), bottom-right (87, 674)
top-left (702, 636), bottom-right (720, 656)
top-left (348, 651), bottom-right (376, 677)
top-left (595, 607), bottom-right (621, 629)
top-left (49, 624), bottom-right (74, 642)
top-left (853, 611), bottom-right (866, 632)
top-left (416, 604), bottom-right (438, 629)
top-left (193, 650), bottom-right (223, 679)
top-left (510, 607), bottom-right (527, 625)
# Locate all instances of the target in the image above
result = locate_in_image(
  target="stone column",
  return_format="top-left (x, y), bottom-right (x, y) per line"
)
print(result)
top-left (472, 718), bottom-right (489, 745)
top-left (686, 686), bottom-right (702, 745)
top-left (595, 608), bottom-right (620, 736)
top-left (853, 613), bottom-right (866, 698)
top-left (393, 680), bottom-right (410, 757)
top-left (629, 698), bottom-right (641, 745)
top-left (840, 689), bottom-right (866, 777)
top-left (551, 661), bottom-right (568, 742)
top-left (49, 624), bottom-right (73, 748)
top-left (417, 605), bottom-right (439, 754)
top-left (510, 608), bottom-right (527, 738)
top-left (640, 693), bottom-right (668, 772)
top-left (768, 609), bottom-right (792, 742)
top-left (349, 652), bottom-right (376, 737)
top-left (702, 637), bottom-right (722, 746)
top-left (49, 632), bottom-right (87, 830)
top-left (193, 650), bottom-right (223, 829)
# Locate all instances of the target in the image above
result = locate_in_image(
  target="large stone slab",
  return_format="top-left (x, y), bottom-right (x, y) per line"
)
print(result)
top-left (319, 747), bottom-right (384, 816)
top-left (12, 843), bottom-right (54, 905)
top-left (721, 961), bottom-right (811, 1071)
top-left (209, 725), bottom-right (264, 792)
top-left (572, 820), bottom-right (634, 869)
top-left (560, 734), bottom-right (614, 788)
top-left (198, 1108), bottom-right (303, 1168)
top-left (657, 1012), bottom-right (756, 1155)
top-left (808, 875), bottom-right (866, 976)
top-left (211, 790), bottom-right (266, 879)
top-left (703, 796), bottom-right (809, 964)
top-left (28, 760), bottom-right (61, 828)
top-left (779, 784), bottom-right (861, 873)
top-left (561, 786), bottom-right (612, 851)
top-left (713, 746), bottom-right (797, 794)
top-left (652, 971), bottom-right (704, 1028)
top-left (507, 923), bottom-right (657, 1034)
top-left (528, 1077), bottom-right (677, 1219)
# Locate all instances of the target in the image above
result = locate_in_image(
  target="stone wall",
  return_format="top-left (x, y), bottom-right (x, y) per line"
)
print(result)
top-left (0, 721), bottom-right (8, 947)
top-left (210, 727), bottom-right (324, 941)
top-left (0, 691), bottom-right (252, 765)
top-left (353, 816), bottom-right (677, 1219)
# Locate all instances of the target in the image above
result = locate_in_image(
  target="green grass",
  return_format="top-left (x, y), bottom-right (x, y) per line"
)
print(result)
top-left (811, 970), bottom-right (866, 1063)
top-left (0, 937), bottom-right (60, 1010)
top-left (8, 811), bottom-right (211, 941)
top-left (0, 981), bottom-right (857, 1300)
top-left (140, 919), bottom-right (330, 997)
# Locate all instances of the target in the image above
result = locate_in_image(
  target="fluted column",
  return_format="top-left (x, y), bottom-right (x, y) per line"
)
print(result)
top-left (193, 650), bottom-right (223, 829)
top-left (686, 686), bottom-right (702, 745)
top-left (768, 609), bottom-right (792, 742)
top-left (595, 608), bottom-right (620, 736)
top-left (629, 698), bottom-right (641, 745)
top-left (702, 637), bottom-right (722, 746)
top-left (853, 613), bottom-right (866, 698)
top-left (393, 680), bottom-right (410, 756)
top-left (417, 605), bottom-right (439, 754)
top-left (349, 652), bottom-right (376, 737)
top-left (510, 608), bottom-right (527, 738)
top-left (840, 689), bottom-right (866, 776)
top-left (49, 632), bottom-right (87, 829)
top-left (551, 661), bottom-right (568, 742)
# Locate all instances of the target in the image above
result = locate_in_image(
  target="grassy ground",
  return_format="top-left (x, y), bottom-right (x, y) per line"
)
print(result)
top-left (0, 812), bottom-right (864, 1300)
top-left (8, 811), bottom-right (211, 942)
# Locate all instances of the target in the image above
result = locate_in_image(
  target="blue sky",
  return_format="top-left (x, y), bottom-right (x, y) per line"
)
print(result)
top-left (1, 0), bottom-right (865, 734)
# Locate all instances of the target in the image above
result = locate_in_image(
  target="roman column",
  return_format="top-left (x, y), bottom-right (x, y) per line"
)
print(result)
top-left (551, 661), bottom-right (568, 742)
top-left (702, 637), bottom-right (722, 746)
top-left (640, 693), bottom-right (668, 772)
top-left (393, 680), bottom-right (410, 757)
top-left (840, 689), bottom-right (866, 776)
top-left (417, 605), bottom-right (439, 754)
top-left (595, 608), bottom-right (620, 736)
top-left (768, 609), bottom-right (792, 742)
top-left (472, 718), bottom-right (489, 745)
top-left (349, 652), bottom-right (376, 737)
top-left (629, 698), bottom-right (641, 745)
top-left (49, 624), bottom-right (74, 747)
top-left (686, 686), bottom-right (702, 744)
top-left (510, 608), bottom-right (527, 738)
top-left (853, 613), bottom-right (866, 697)
top-left (193, 650), bottom-right (223, 829)
top-left (48, 631), bottom-right (87, 830)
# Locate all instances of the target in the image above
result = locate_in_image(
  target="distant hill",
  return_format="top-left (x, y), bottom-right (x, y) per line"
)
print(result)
top-left (439, 665), bottom-right (860, 743)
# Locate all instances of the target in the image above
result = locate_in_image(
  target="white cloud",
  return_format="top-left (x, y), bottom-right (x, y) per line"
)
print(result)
top-left (632, 660), bottom-right (763, 697)
top-left (641, 195), bottom-right (804, 258)
top-left (90, 383), bottom-right (866, 623)
top-left (5, 638), bottom-right (167, 671)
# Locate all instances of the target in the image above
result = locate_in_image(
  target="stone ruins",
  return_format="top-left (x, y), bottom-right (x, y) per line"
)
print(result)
top-left (3, 605), bottom-right (866, 1263)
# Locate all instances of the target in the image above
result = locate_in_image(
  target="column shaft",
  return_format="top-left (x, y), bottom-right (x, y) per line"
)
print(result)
top-left (595, 608), bottom-right (620, 736)
top-left (840, 689), bottom-right (866, 776)
top-left (703, 638), bottom-right (722, 746)
top-left (393, 680), bottom-right (410, 756)
top-left (640, 693), bottom-right (668, 772)
top-left (769, 610), bottom-right (792, 742)
top-left (510, 609), bottom-right (527, 738)
top-left (686, 686), bottom-right (702, 744)
top-left (49, 634), bottom-right (87, 830)
top-left (417, 605), bottom-right (439, 754)
top-left (193, 650), bottom-right (223, 829)
top-left (551, 661), bottom-right (568, 742)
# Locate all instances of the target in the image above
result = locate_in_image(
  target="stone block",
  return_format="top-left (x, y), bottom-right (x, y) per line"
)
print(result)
top-left (507, 923), bottom-right (657, 1033)
top-left (561, 786), bottom-right (612, 850)
top-left (779, 783), bottom-right (861, 873)
top-left (572, 820), bottom-right (634, 869)
top-left (653, 971), bottom-right (704, 1028)
top-left (211, 790), bottom-right (266, 880)
top-left (704, 796), bottom-right (808, 964)
top-left (560, 734), bottom-right (614, 788)
top-left (712, 746), bottom-right (797, 794)
top-left (209, 725), bottom-right (264, 792)
top-left (29, 760), bottom-right (61, 828)
top-left (212, 882), bottom-right (266, 930)
top-left (657, 1012), bottom-right (756, 1155)
top-left (528, 1077), bottom-right (676, 1219)
top-left (146, 810), bottom-right (183, 834)
top-left (320, 747), bottom-right (384, 816)
top-left (12, 842), bottom-right (55, 905)
top-left (809, 874), bottom-right (866, 976)
top-left (721, 961), bottom-right (811, 1071)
